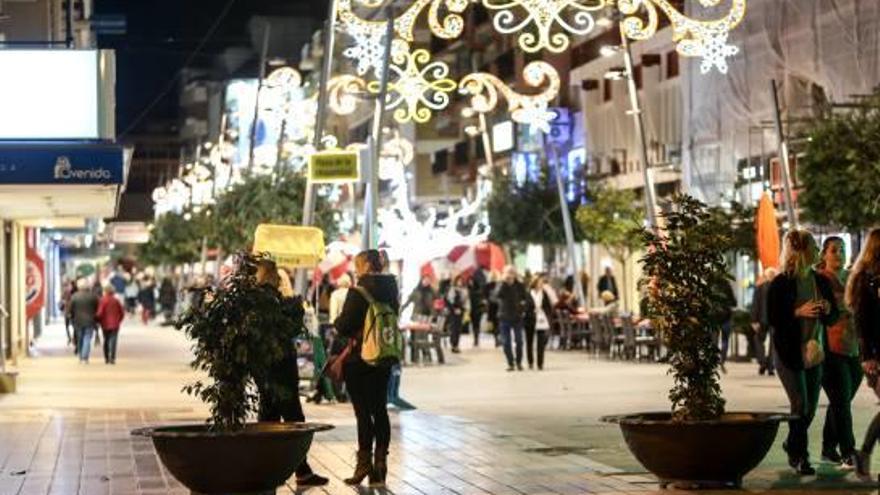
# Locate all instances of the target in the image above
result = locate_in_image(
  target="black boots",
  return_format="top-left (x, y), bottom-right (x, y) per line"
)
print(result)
top-left (344, 451), bottom-right (373, 485)
top-left (371, 449), bottom-right (388, 486)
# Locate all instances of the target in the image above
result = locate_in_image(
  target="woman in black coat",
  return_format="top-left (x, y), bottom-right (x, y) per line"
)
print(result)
top-left (848, 229), bottom-right (880, 480)
top-left (334, 250), bottom-right (398, 486)
top-left (768, 230), bottom-right (839, 476)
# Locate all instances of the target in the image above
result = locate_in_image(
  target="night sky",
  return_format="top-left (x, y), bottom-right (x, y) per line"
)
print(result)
top-left (94, 0), bottom-right (329, 135)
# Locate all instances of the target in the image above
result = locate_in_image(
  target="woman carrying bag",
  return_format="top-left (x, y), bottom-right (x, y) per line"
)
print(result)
top-left (768, 230), bottom-right (839, 476)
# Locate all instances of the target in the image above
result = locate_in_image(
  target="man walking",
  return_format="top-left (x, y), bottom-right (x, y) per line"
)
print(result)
top-left (96, 285), bottom-right (125, 364)
top-left (493, 266), bottom-right (532, 372)
top-left (751, 268), bottom-right (777, 375)
top-left (67, 279), bottom-right (99, 364)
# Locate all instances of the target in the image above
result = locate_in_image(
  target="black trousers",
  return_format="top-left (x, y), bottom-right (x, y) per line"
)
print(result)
top-left (448, 313), bottom-right (463, 349)
top-left (345, 361), bottom-right (392, 453)
top-left (524, 322), bottom-right (549, 369)
top-left (471, 309), bottom-right (483, 346)
top-left (257, 357), bottom-right (313, 477)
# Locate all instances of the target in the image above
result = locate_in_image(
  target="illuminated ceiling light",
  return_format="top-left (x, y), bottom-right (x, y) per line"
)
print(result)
top-left (618, 0), bottom-right (746, 74)
top-left (368, 43), bottom-right (457, 124)
top-left (481, 0), bottom-right (606, 53)
top-left (459, 61), bottom-right (562, 132)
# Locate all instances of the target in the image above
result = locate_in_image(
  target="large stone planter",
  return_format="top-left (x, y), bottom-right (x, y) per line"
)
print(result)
top-left (602, 412), bottom-right (789, 489)
top-left (133, 422), bottom-right (333, 495)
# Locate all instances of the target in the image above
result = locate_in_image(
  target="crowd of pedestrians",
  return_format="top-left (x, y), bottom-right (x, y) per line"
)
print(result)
top-left (751, 228), bottom-right (880, 480)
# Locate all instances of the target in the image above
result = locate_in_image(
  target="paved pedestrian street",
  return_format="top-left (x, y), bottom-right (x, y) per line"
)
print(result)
top-left (1, 322), bottom-right (879, 494)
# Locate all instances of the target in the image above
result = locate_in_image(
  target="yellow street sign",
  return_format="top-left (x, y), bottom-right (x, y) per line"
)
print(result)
top-left (309, 151), bottom-right (360, 183)
top-left (253, 225), bottom-right (325, 268)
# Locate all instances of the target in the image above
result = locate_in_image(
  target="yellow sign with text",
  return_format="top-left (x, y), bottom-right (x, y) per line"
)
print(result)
top-left (309, 151), bottom-right (360, 183)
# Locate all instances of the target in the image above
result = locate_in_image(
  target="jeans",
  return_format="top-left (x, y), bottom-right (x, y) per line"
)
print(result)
top-left (78, 326), bottom-right (95, 362)
top-left (775, 351), bottom-right (822, 460)
top-left (345, 361), bottom-right (391, 453)
top-left (500, 320), bottom-right (524, 368)
top-left (102, 329), bottom-right (119, 363)
top-left (387, 363), bottom-right (401, 403)
top-left (448, 312), bottom-right (463, 349)
top-left (753, 325), bottom-right (775, 372)
top-left (822, 353), bottom-right (863, 456)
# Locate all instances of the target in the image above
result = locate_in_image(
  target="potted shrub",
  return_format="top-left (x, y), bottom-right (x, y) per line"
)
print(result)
top-left (133, 253), bottom-right (332, 495)
top-left (603, 196), bottom-right (788, 489)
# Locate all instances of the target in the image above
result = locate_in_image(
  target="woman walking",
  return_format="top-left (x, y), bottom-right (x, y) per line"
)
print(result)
top-left (445, 275), bottom-right (470, 354)
top-left (846, 229), bottom-right (880, 480)
top-left (334, 250), bottom-right (398, 486)
top-left (769, 229), bottom-right (839, 475)
top-left (527, 276), bottom-right (553, 370)
top-left (817, 237), bottom-right (862, 467)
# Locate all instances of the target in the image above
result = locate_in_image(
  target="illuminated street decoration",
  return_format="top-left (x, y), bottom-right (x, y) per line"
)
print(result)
top-left (482, 0), bottom-right (605, 53)
top-left (378, 130), bottom-right (415, 180)
top-left (459, 61), bottom-right (561, 132)
top-left (618, 0), bottom-right (746, 74)
top-left (327, 75), bottom-right (369, 116)
top-left (368, 43), bottom-right (458, 124)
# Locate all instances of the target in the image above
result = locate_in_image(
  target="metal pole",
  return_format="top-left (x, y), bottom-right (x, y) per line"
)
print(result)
top-left (621, 33), bottom-right (659, 229)
top-left (770, 79), bottom-right (798, 229)
top-left (248, 23), bottom-right (272, 171)
top-left (479, 113), bottom-right (495, 169)
top-left (550, 146), bottom-right (585, 308)
top-left (365, 12), bottom-right (395, 250)
top-left (296, 1), bottom-right (338, 295)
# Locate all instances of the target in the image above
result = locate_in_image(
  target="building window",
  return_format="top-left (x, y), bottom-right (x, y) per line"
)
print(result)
top-left (603, 80), bottom-right (612, 102)
top-left (433, 150), bottom-right (448, 175)
top-left (454, 141), bottom-right (469, 166)
top-left (666, 51), bottom-right (679, 79)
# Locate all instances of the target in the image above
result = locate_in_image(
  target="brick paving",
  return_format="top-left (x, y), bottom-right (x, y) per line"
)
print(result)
top-left (0, 322), bottom-right (878, 494)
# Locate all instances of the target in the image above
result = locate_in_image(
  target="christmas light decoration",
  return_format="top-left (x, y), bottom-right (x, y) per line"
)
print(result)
top-left (459, 61), bottom-right (561, 132)
top-left (368, 43), bottom-right (458, 124)
top-left (618, 0), bottom-right (746, 74)
top-left (482, 0), bottom-right (605, 53)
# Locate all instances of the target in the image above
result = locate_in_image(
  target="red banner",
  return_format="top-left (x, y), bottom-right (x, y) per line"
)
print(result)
top-left (25, 248), bottom-right (45, 320)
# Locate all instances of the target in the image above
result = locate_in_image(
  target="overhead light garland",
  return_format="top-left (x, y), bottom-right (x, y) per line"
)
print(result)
top-left (459, 61), bottom-right (561, 132)
top-left (617, 0), bottom-right (746, 74)
top-left (482, 0), bottom-right (606, 53)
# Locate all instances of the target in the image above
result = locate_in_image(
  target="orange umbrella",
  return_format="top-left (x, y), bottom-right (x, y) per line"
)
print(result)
top-left (756, 193), bottom-right (781, 270)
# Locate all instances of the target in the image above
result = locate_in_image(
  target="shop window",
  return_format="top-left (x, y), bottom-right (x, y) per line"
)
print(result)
top-left (666, 51), bottom-right (679, 79)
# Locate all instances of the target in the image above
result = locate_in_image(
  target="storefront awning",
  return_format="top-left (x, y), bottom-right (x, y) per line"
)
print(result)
top-left (0, 143), bottom-right (130, 221)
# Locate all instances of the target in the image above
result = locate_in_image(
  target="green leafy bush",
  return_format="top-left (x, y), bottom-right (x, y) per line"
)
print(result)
top-left (177, 253), bottom-right (305, 430)
top-left (640, 196), bottom-right (733, 421)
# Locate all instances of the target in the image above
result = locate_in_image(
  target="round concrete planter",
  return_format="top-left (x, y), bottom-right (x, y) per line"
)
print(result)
top-left (602, 412), bottom-right (789, 489)
top-left (133, 422), bottom-right (333, 495)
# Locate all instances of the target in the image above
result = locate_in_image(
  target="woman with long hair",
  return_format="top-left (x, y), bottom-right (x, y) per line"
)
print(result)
top-left (527, 275), bottom-right (554, 370)
top-left (846, 229), bottom-right (880, 480)
top-left (253, 259), bottom-right (329, 487)
top-left (334, 250), bottom-right (398, 486)
top-left (817, 237), bottom-right (862, 467)
top-left (769, 230), bottom-right (839, 475)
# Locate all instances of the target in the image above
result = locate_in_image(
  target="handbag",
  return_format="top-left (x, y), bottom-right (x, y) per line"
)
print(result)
top-left (801, 281), bottom-right (825, 369)
top-left (323, 340), bottom-right (353, 383)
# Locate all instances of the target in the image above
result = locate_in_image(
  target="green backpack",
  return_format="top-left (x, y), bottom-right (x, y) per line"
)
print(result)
top-left (354, 287), bottom-right (403, 366)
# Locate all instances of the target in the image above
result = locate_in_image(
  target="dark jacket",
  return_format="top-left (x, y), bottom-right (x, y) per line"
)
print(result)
top-left (598, 274), bottom-right (619, 298)
top-left (405, 284), bottom-right (436, 317)
top-left (768, 270), bottom-right (840, 371)
top-left (334, 274), bottom-right (400, 365)
top-left (68, 289), bottom-right (99, 329)
top-left (493, 280), bottom-right (530, 324)
top-left (750, 281), bottom-right (771, 328)
top-left (853, 272), bottom-right (880, 361)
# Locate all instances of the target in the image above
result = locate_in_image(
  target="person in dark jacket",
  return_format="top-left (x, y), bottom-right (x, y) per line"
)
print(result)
top-left (96, 286), bottom-right (125, 364)
top-left (597, 267), bottom-right (619, 303)
top-left (768, 230), bottom-right (840, 476)
top-left (158, 277), bottom-right (177, 324)
top-left (138, 278), bottom-right (156, 324)
top-left (492, 266), bottom-right (531, 371)
top-left (253, 260), bottom-right (329, 487)
top-left (402, 275), bottom-right (436, 318)
top-left (68, 279), bottom-right (100, 364)
top-left (334, 250), bottom-right (398, 487)
top-left (847, 229), bottom-right (880, 480)
top-left (469, 268), bottom-right (487, 347)
top-left (445, 275), bottom-right (470, 354)
top-left (751, 268), bottom-right (778, 376)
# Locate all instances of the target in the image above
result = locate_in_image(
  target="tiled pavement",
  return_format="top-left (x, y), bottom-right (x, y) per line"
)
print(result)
top-left (2, 322), bottom-right (880, 494)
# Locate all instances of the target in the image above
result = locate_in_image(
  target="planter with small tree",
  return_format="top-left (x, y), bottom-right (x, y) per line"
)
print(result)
top-left (602, 196), bottom-right (789, 489)
top-left (133, 253), bottom-right (332, 495)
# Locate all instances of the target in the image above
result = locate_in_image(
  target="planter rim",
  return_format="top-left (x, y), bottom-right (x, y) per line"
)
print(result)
top-left (131, 422), bottom-right (334, 439)
top-left (600, 411), bottom-right (795, 426)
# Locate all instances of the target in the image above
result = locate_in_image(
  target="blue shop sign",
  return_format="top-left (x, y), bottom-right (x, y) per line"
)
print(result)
top-left (0, 144), bottom-right (125, 185)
